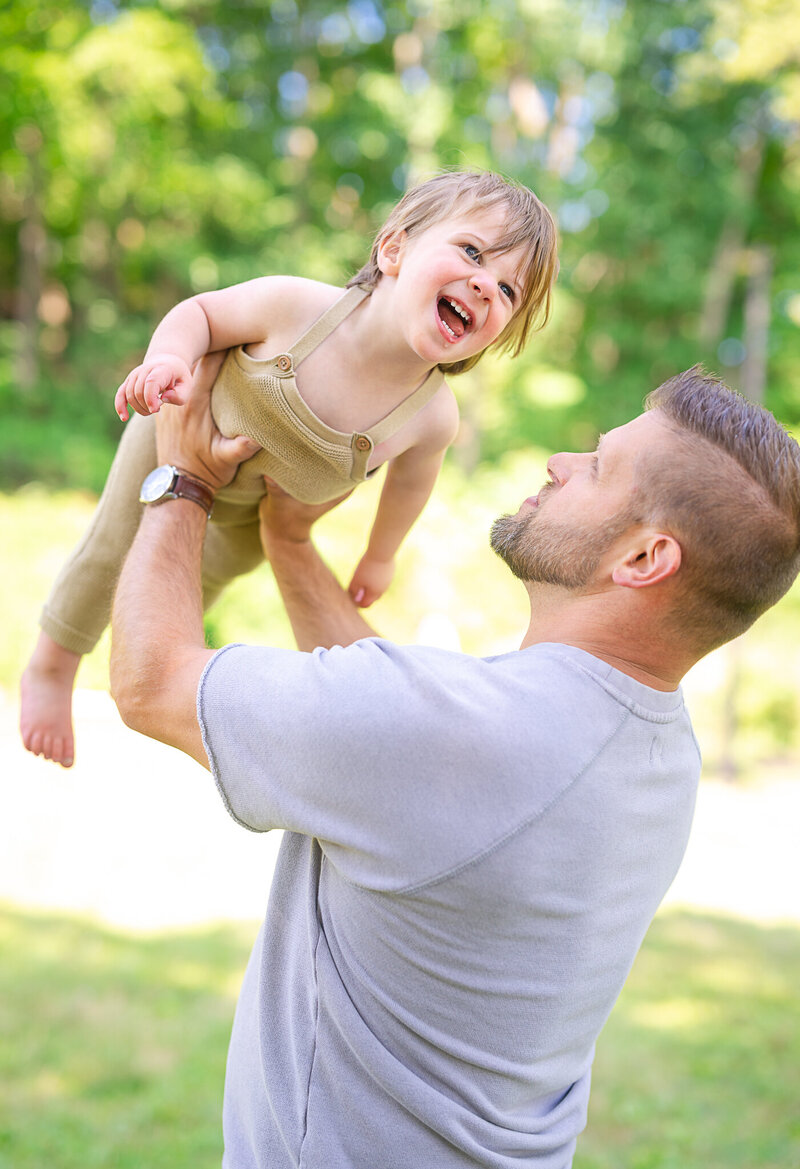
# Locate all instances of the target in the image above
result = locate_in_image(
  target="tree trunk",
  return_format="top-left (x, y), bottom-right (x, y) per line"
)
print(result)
top-left (741, 245), bottom-right (772, 406)
top-left (698, 136), bottom-right (764, 353)
top-left (15, 124), bottom-right (46, 392)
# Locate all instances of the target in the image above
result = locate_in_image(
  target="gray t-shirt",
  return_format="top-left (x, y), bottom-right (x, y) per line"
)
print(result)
top-left (198, 639), bottom-right (701, 1169)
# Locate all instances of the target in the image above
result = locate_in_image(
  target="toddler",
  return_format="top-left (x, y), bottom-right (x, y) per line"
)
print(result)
top-left (20, 169), bottom-right (558, 766)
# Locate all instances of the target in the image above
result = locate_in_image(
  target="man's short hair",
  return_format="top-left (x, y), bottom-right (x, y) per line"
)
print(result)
top-left (348, 170), bottom-right (559, 375)
top-left (644, 366), bottom-right (800, 651)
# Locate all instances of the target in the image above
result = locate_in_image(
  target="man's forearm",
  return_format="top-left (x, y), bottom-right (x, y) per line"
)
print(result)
top-left (110, 500), bottom-right (210, 744)
top-left (265, 532), bottom-right (378, 652)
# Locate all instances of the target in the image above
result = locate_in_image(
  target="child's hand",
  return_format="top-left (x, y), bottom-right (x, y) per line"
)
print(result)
top-left (348, 554), bottom-right (396, 608)
top-left (115, 354), bottom-right (194, 421)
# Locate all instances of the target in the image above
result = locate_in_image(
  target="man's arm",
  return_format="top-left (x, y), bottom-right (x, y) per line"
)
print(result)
top-left (110, 363), bottom-right (258, 766)
top-left (259, 484), bottom-right (379, 653)
top-left (111, 501), bottom-right (214, 765)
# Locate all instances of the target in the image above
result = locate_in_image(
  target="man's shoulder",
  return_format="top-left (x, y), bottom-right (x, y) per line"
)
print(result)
top-left (204, 638), bottom-right (690, 728)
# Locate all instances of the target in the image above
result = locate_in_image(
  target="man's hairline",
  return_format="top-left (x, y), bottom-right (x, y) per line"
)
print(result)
top-left (637, 404), bottom-right (784, 532)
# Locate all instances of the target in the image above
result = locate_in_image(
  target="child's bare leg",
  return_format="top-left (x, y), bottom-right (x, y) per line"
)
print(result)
top-left (20, 631), bottom-right (82, 768)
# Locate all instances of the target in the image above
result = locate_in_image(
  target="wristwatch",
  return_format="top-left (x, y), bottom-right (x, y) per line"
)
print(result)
top-left (139, 465), bottom-right (215, 517)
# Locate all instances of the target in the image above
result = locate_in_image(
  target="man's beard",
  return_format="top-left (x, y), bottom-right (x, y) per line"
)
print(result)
top-left (490, 506), bottom-right (637, 590)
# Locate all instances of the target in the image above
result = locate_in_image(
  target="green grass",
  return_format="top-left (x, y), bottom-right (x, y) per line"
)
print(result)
top-left (0, 904), bottom-right (797, 1168)
top-left (0, 905), bottom-right (251, 1169)
top-left (577, 910), bottom-right (800, 1169)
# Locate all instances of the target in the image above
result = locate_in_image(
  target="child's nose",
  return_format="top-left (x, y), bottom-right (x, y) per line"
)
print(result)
top-left (469, 271), bottom-right (496, 300)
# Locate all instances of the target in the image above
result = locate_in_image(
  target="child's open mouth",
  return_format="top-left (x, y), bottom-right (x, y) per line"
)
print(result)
top-left (437, 297), bottom-right (473, 341)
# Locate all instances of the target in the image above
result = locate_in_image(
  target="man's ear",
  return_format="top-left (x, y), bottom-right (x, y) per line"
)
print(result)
top-left (612, 532), bottom-right (681, 589)
top-left (377, 230), bottom-right (407, 276)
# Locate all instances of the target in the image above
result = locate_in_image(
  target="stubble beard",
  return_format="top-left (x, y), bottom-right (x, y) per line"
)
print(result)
top-left (490, 506), bottom-right (637, 590)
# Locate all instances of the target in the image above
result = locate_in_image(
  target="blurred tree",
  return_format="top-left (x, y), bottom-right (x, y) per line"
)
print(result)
top-left (1, 0), bottom-right (799, 488)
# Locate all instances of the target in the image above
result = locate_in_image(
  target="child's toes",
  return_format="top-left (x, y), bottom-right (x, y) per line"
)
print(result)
top-left (47, 729), bottom-right (69, 766)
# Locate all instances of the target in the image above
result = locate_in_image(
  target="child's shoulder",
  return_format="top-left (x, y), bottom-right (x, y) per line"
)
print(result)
top-left (434, 377), bottom-right (460, 436)
top-left (249, 276), bottom-right (346, 333)
top-left (405, 375), bottom-right (460, 455)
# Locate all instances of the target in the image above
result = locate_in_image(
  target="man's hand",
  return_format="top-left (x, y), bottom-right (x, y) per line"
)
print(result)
top-left (116, 353), bottom-right (194, 420)
top-left (155, 353), bottom-right (260, 491)
top-left (258, 477), bottom-right (351, 547)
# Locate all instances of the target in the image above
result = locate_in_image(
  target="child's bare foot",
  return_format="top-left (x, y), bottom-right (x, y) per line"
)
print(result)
top-left (20, 632), bottom-right (82, 768)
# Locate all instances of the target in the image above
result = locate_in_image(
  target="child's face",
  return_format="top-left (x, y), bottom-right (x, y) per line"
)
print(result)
top-left (379, 205), bottom-right (526, 364)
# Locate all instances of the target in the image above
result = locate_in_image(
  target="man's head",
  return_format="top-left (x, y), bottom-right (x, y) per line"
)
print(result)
top-left (348, 170), bottom-right (558, 373)
top-left (641, 367), bottom-right (800, 650)
top-left (492, 367), bottom-right (800, 657)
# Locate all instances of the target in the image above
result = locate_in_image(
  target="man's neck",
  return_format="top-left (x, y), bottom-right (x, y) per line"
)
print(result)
top-left (518, 587), bottom-right (688, 692)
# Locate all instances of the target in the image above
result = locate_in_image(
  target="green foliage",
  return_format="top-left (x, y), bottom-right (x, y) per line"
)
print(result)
top-left (3, 0), bottom-right (800, 487)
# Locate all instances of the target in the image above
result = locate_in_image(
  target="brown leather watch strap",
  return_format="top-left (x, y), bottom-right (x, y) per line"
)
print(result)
top-left (171, 472), bottom-right (215, 517)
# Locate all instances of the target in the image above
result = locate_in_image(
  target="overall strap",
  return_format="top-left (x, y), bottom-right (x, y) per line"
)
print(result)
top-left (366, 368), bottom-right (446, 444)
top-left (291, 285), bottom-right (371, 365)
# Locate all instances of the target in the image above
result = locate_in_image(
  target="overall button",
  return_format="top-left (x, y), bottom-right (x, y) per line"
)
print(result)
top-left (276, 354), bottom-right (292, 372)
top-left (354, 435), bottom-right (371, 452)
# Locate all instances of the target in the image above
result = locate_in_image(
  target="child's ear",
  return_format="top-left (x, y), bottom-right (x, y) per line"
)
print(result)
top-left (377, 230), bottom-right (407, 276)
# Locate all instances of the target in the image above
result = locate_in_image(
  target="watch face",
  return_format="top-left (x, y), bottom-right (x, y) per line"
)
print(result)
top-left (140, 465), bottom-right (175, 503)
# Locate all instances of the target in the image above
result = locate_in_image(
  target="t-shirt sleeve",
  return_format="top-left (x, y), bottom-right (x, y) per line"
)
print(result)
top-left (197, 639), bottom-right (590, 891)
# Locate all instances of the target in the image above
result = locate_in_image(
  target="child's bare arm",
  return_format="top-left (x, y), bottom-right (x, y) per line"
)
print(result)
top-left (349, 397), bottom-right (460, 607)
top-left (114, 276), bottom-right (298, 421)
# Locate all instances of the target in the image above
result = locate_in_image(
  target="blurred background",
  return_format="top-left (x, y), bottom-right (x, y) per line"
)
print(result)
top-left (2, 2), bottom-right (799, 1167)
top-left (4, 0), bottom-right (800, 769)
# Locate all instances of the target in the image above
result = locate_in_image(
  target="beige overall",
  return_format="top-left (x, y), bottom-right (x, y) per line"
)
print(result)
top-left (41, 285), bottom-right (444, 654)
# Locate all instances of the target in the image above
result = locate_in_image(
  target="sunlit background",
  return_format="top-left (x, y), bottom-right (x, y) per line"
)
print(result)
top-left (2, 2), bottom-right (800, 1167)
top-left (5, 0), bottom-right (800, 767)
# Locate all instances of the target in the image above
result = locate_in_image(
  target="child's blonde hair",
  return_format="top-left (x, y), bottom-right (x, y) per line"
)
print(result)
top-left (348, 170), bottom-right (559, 374)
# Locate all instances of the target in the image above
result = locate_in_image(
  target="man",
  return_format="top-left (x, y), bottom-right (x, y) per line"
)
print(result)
top-left (111, 366), bottom-right (800, 1168)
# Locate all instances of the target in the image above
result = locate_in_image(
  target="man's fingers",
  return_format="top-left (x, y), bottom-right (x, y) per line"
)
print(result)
top-left (207, 434), bottom-right (260, 476)
top-left (192, 352), bottom-right (225, 400)
top-left (228, 435), bottom-right (261, 461)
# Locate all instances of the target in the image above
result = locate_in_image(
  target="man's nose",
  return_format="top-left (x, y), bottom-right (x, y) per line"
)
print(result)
top-left (546, 451), bottom-right (584, 483)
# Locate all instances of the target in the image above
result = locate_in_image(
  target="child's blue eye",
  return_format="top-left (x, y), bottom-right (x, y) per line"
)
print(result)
top-left (462, 244), bottom-right (516, 302)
